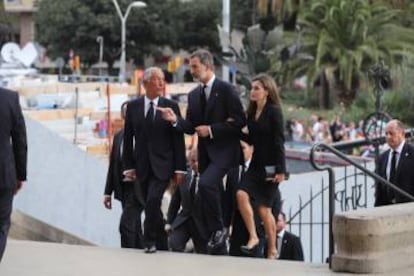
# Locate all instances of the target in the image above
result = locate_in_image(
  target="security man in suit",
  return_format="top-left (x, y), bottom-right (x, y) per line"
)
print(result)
top-left (122, 67), bottom-right (187, 253)
top-left (158, 49), bottom-right (246, 254)
top-left (276, 212), bottom-right (304, 261)
top-left (104, 102), bottom-right (144, 249)
top-left (375, 119), bottom-right (414, 206)
top-left (165, 148), bottom-right (209, 253)
top-left (0, 88), bottom-right (27, 262)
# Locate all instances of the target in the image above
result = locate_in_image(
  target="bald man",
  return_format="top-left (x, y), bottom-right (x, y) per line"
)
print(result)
top-left (375, 120), bottom-right (414, 206)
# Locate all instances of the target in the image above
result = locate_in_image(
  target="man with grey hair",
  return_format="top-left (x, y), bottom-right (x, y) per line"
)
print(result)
top-left (375, 119), bottom-right (414, 206)
top-left (123, 67), bottom-right (186, 253)
top-left (158, 49), bottom-right (246, 254)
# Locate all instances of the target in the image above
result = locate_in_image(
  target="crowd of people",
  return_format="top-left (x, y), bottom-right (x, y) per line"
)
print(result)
top-left (1, 48), bottom-right (413, 264)
top-left (101, 49), bottom-right (414, 262)
top-left (286, 114), bottom-right (377, 156)
top-left (103, 49), bottom-right (304, 260)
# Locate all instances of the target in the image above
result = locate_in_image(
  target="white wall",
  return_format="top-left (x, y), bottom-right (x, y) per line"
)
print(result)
top-left (14, 118), bottom-right (122, 247)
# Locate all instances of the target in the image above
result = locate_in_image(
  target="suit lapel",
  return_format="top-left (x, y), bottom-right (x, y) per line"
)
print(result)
top-left (396, 143), bottom-right (410, 178)
top-left (137, 97), bottom-right (145, 122)
top-left (155, 97), bottom-right (164, 123)
top-left (381, 151), bottom-right (389, 178)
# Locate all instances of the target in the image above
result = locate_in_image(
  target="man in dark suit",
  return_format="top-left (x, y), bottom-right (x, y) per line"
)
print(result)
top-left (165, 149), bottom-right (209, 253)
top-left (122, 67), bottom-right (187, 253)
top-left (103, 102), bottom-right (144, 249)
top-left (158, 49), bottom-right (246, 253)
top-left (0, 88), bottom-right (27, 262)
top-left (375, 119), bottom-right (414, 206)
top-left (276, 212), bottom-right (304, 261)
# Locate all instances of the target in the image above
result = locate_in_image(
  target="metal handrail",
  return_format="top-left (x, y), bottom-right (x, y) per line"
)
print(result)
top-left (309, 142), bottom-right (414, 267)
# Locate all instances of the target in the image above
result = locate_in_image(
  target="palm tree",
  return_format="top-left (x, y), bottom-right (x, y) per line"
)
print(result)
top-left (283, 0), bottom-right (414, 108)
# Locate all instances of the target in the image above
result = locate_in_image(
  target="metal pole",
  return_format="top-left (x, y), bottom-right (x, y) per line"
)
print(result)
top-left (73, 87), bottom-right (79, 144)
top-left (328, 167), bottom-right (335, 268)
top-left (111, 0), bottom-right (146, 83)
top-left (222, 0), bottom-right (230, 82)
top-left (96, 36), bottom-right (104, 76)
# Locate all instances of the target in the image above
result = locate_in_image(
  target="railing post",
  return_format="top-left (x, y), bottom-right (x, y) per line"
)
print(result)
top-left (310, 142), bottom-right (414, 268)
top-left (327, 167), bottom-right (335, 267)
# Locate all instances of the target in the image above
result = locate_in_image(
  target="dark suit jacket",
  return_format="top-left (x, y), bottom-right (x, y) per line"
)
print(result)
top-left (166, 171), bottom-right (208, 238)
top-left (278, 231), bottom-right (304, 261)
top-left (245, 102), bottom-right (286, 175)
top-left (176, 78), bottom-right (246, 170)
top-left (375, 142), bottom-right (414, 206)
top-left (123, 97), bottom-right (186, 181)
top-left (104, 129), bottom-right (124, 201)
top-left (0, 88), bottom-right (27, 189)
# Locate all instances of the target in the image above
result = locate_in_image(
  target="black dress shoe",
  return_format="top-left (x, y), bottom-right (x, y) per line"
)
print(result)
top-left (240, 242), bottom-right (259, 256)
top-left (207, 228), bottom-right (228, 251)
top-left (144, 245), bottom-right (157, 254)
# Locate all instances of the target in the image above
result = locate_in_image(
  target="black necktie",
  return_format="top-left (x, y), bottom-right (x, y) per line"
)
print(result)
top-left (146, 101), bottom-right (154, 126)
top-left (388, 150), bottom-right (398, 202)
top-left (389, 150), bottom-right (397, 183)
top-left (190, 173), bottom-right (198, 201)
top-left (200, 85), bottom-right (207, 116)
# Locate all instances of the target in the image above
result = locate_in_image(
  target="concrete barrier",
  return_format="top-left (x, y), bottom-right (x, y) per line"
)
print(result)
top-left (10, 210), bottom-right (93, 245)
top-left (332, 202), bottom-right (414, 273)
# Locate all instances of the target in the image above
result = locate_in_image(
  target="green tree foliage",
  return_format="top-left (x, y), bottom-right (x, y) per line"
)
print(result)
top-left (282, 0), bottom-right (414, 107)
top-left (35, 0), bottom-right (221, 69)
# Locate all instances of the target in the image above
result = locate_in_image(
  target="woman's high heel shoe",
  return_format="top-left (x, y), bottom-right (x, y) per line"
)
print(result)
top-left (240, 241), bottom-right (260, 256)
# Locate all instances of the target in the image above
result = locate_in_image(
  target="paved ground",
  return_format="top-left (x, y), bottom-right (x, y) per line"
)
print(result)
top-left (0, 240), bottom-right (412, 276)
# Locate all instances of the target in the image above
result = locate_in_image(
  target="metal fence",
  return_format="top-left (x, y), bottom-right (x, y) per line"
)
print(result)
top-left (285, 161), bottom-right (374, 263)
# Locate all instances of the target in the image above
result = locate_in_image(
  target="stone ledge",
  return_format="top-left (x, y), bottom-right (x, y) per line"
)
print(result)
top-left (10, 210), bottom-right (93, 245)
top-left (332, 202), bottom-right (414, 273)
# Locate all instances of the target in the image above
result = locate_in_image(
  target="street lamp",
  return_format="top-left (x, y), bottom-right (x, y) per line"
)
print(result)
top-left (96, 36), bottom-right (104, 76)
top-left (111, 0), bottom-right (147, 83)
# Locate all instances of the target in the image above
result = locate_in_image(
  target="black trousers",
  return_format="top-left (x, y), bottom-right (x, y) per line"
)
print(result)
top-left (0, 188), bottom-right (13, 262)
top-left (168, 218), bottom-right (208, 254)
top-left (119, 183), bottom-right (144, 249)
top-left (198, 163), bottom-right (228, 233)
top-left (141, 174), bottom-right (169, 248)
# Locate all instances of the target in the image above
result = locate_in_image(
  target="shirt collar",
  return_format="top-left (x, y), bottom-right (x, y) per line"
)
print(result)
top-left (202, 75), bottom-right (215, 95)
top-left (145, 96), bottom-right (159, 106)
top-left (394, 140), bottom-right (405, 154)
top-left (277, 229), bottom-right (285, 238)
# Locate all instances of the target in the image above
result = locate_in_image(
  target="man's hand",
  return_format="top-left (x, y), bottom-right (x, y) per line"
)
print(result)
top-left (195, 125), bottom-right (210, 138)
top-left (14, 180), bottom-right (23, 195)
top-left (165, 223), bottom-right (172, 234)
top-left (123, 170), bottom-right (136, 181)
top-left (157, 107), bottom-right (177, 124)
top-left (103, 195), bottom-right (112, 209)
top-left (174, 172), bottom-right (185, 186)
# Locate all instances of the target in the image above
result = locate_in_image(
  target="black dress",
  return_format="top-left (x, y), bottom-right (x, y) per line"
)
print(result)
top-left (239, 102), bottom-right (286, 207)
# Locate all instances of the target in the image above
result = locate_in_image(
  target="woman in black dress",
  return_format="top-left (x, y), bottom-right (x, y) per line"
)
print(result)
top-left (236, 73), bottom-right (286, 259)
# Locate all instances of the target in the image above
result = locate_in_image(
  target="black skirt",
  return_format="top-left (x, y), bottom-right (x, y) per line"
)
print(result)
top-left (238, 166), bottom-right (279, 208)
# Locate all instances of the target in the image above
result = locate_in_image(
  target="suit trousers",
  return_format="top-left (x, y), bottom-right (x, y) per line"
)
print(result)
top-left (168, 218), bottom-right (208, 254)
top-left (198, 163), bottom-right (228, 233)
top-left (142, 174), bottom-right (169, 248)
top-left (0, 188), bottom-right (13, 262)
top-left (119, 183), bottom-right (144, 249)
